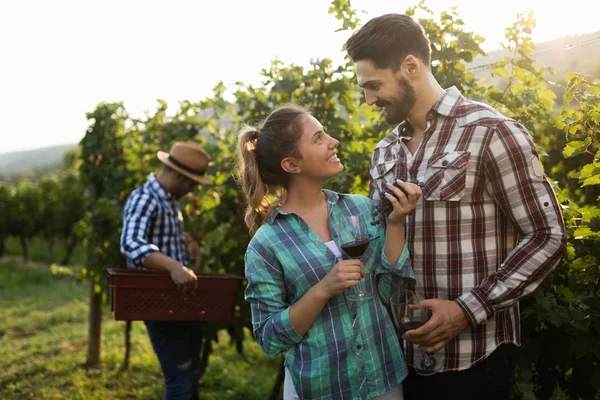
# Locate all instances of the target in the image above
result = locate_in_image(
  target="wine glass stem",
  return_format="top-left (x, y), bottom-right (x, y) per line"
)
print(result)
top-left (423, 354), bottom-right (433, 364)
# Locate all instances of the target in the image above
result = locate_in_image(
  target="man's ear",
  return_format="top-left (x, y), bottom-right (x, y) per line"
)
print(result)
top-left (400, 55), bottom-right (421, 81)
top-left (281, 157), bottom-right (301, 174)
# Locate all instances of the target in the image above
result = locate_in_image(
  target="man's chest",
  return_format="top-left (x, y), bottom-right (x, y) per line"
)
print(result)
top-left (149, 201), bottom-right (184, 235)
top-left (372, 126), bottom-right (492, 203)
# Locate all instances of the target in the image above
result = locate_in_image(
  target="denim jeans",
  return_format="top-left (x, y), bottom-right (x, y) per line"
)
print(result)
top-left (403, 343), bottom-right (518, 400)
top-left (144, 320), bottom-right (204, 400)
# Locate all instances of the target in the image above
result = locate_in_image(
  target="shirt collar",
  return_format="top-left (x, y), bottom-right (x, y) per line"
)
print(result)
top-left (147, 173), bottom-right (172, 201)
top-left (394, 86), bottom-right (463, 140)
top-left (265, 189), bottom-right (345, 225)
top-left (431, 86), bottom-right (463, 118)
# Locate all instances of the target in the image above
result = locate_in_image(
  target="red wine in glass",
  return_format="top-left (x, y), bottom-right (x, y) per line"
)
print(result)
top-left (398, 320), bottom-right (425, 336)
top-left (389, 290), bottom-right (441, 376)
top-left (340, 239), bottom-right (369, 259)
top-left (338, 215), bottom-right (374, 301)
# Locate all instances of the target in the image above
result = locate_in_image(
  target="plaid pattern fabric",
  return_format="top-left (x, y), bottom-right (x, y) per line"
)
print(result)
top-left (245, 190), bottom-right (415, 400)
top-left (369, 87), bottom-right (566, 372)
top-left (120, 174), bottom-right (188, 269)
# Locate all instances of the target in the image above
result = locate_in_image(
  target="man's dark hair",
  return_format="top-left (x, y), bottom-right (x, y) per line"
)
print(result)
top-left (346, 13), bottom-right (432, 70)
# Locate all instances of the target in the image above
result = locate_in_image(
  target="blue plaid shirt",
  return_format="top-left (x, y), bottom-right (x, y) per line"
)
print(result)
top-left (245, 190), bottom-right (415, 400)
top-left (120, 174), bottom-right (188, 269)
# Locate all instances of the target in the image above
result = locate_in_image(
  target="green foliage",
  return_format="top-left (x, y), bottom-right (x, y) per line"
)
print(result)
top-left (407, 1), bottom-right (486, 97)
top-left (0, 182), bottom-right (13, 241)
top-left (470, 8), bottom-right (600, 398)
top-left (2, 1), bottom-right (599, 397)
top-left (78, 103), bottom-right (132, 279)
top-left (8, 181), bottom-right (41, 242)
top-left (328, 0), bottom-right (362, 32)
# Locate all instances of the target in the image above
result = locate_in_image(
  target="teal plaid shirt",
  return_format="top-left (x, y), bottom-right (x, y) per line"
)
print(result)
top-left (244, 190), bottom-right (415, 400)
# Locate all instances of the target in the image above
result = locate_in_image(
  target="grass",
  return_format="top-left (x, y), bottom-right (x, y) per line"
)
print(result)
top-left (0, 257), bottom-right (281, 400)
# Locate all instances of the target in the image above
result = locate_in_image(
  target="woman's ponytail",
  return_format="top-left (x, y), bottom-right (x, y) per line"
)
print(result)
top-left (236, 104), bottom-right (309, 235)
top-left (237, 126), bottom-right (271, 235)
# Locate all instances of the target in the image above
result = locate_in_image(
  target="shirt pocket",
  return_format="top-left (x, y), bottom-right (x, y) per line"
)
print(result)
top-left (422, 151), bottom-right (470, 201)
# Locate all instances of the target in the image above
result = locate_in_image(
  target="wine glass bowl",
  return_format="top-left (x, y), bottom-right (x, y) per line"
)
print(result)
top-left (389, 290), bottom-right (441, 376)
top-left (338, 215), bottom-right (370, 260)
top-left (338, 215), bottom-right (374, 301)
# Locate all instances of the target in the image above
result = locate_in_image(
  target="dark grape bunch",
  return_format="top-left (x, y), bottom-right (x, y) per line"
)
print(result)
top-left (371, 182), bottom-right (409, 226)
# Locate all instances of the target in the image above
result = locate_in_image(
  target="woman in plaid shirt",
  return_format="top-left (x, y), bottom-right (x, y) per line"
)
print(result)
top-left (237, 104), bottom-right (422, 399)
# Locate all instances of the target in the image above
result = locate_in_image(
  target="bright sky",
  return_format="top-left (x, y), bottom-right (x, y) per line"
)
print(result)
top-left (0, 0), bottom-right (597, 153)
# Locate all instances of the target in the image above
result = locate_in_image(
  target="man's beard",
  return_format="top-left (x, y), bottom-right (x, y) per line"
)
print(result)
top-left (376, 78), bottom-right (416, 125)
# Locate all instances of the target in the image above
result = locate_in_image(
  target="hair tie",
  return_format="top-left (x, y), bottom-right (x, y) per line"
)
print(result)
top-left (245, 129), bottom-right (259, 152)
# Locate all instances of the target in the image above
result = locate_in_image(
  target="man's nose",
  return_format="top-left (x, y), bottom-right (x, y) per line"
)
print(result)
top-left (365, 90), bottom-right (377, 106)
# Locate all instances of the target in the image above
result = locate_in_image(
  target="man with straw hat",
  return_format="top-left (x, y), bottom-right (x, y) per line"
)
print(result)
top-left (120, 141), bottom-right (212, 400)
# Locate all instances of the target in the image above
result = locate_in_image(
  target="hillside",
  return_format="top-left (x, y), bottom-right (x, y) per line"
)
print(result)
top-left (471, 30), bottom-right (600, 80)
top-left (0, 144), bottom-right (77, 178)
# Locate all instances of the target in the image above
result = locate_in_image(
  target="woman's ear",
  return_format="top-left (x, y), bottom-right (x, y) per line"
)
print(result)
top-left (281, 157), bottom-right (301, 174)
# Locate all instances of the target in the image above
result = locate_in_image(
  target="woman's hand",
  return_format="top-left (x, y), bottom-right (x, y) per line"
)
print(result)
top-left (316, 259), bottom-right (365, 299)
top-left (385, 179), bottom-right (422, 226)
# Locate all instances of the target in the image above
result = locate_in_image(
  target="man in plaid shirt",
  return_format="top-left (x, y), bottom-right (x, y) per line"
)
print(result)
top-left (346, 14), bottom-right (567, 399)
top-left (120, 141), bottom-right (212, 400)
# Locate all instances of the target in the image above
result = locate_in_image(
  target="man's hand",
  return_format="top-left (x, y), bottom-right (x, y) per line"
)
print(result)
top-left (169, 266), bottom-right (198, 292)
top-left (186, 239), bottom-right (203, 273)
top-left (403, 299), bottom-right (469, 353)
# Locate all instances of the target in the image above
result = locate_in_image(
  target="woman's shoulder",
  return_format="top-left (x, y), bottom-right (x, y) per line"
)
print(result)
top-left (247, 222), bottom-right (283, 254)
top-left (337, 192), bottom-right (375, 209)
top-left (248, 224), bottom-right (273, 246)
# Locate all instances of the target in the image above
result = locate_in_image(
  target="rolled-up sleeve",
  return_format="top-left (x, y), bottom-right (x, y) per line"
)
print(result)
top-left (456, 121), bottom-right (567, 327)
top-left (244, 247), bottom-right (303, 358)
top-left (357, 192), bottom-right (416, 304)
top-left (120, 191), bottom-right (159, 267)
top-left (376, 244), bottom-right (415, 306)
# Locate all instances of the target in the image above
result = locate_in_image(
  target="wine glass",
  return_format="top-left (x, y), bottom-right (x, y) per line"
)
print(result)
top-left (389, 290), bottom-right (441, 376)
top-left (338, 215), bottom-right (374, 301)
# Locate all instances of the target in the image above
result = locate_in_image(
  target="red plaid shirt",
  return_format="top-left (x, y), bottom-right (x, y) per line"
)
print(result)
top-left (369, 87), bottom-right (566, 372)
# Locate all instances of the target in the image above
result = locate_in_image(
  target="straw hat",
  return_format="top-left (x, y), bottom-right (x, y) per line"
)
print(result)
top-left (157, 142), bottom-right (212, 184)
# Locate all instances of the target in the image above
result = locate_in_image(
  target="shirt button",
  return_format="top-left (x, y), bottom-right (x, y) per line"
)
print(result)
top-left (441, 160), bottom-right (448, 167)
top-left (356, 344), bottom-right (362, 350)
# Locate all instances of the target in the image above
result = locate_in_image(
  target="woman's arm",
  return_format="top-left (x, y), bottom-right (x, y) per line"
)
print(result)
top-left (245, 247), bottom-right (364, 357)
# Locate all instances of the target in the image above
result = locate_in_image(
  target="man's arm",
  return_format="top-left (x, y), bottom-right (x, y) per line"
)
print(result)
top-left (120, 191), bottom-right (160, 266)
top-left (405, 121), bottom-right (567, 352)
top-left (120, 192), bottom-right (197, 290)
top-left (455, 120), bottom-right (567, 327)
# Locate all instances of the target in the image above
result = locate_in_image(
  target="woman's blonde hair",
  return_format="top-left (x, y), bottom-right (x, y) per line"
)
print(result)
top-left (236, 104), bottom-right (309, 234)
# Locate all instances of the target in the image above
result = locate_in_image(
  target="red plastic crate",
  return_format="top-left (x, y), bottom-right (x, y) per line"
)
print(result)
top-left (107, 268), bottom-right (245, 321)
